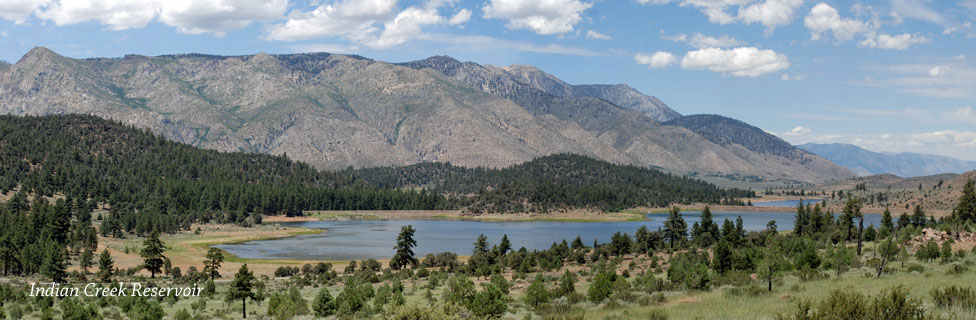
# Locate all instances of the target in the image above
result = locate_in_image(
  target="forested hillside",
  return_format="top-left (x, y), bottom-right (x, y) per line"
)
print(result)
top-left (0, 114), bottom-right (448, 234)
top-left (352, 154), bottom-right (755, 213)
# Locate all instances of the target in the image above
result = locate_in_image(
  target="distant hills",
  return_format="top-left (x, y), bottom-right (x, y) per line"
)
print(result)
top-left (799, 143), bottom-right (976, 177)
top-left (0, 47), bottom-right (853, 183)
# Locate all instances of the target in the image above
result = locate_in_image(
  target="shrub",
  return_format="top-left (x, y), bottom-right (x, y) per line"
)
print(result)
top-left (525, 277), bottom-right (551, 308)
top-left (313, 287), bottom-right (336, 317)
top-left (946, 263), bottom-right (970, 276)
top-left (775, 286), bottom-right (925, 320)
top-left (587, 270), bottom-right (615, 303)
top-left (932, 286), bottom-right (976, 310)
top-left (646, 308), bottom-right (669, 320)
top-left (267, 287), bottom-right (309, 320)
top-left (471, 283), bottom-right (507, 318)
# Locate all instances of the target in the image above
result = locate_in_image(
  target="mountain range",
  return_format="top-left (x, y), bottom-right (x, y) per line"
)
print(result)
top-left (799, 143), bottom-right (976, 177)
top-left (0, 47), bottom-right (853, 183)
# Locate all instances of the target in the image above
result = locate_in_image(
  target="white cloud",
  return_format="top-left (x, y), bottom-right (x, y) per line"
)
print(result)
top-left (158, 0), bottom-right (287, 37)
top-left (264, 0), bottom-right (397, 42)
top-left (858, 32), bottom-right (928, 50)
top-left (635, 51), bottom-right (676, 69)
top-left (3, 0), bottom-right (285, 35)
top-left (644, 0), bottom-right (802, 33)
top-left (680, 46), bottom-right (790, 77)
top-left (784, 126), bottom-right (811, 136)
top-left (928, 66), bottom-right (948, 76)
top-left (662, 31), bottom-right (741, 48)
top-left (954, 55), bottom-right (967, 61)
top-left (1, 30), bottom-right (7, 37)
top-left (780, 73), bottom-right (805, 80)
top-left (448, 8), bottom-right (470, 25)
top-left (736, 0), bottom-right (804, 33)
top-left (889, 0), bottom-right (946, 25)
top-left (266, 0), bottom-right (464, 49)
top-left (0, 0), bottom-right (49, 24)
top-left (482, 0), bottom-right (592, 35)
top-left (688, 33), bottom-right (741, 48)
top-left (37, 0), bottom-right (160, 30)
top-left (585, 30), bottom-right (611, 40)
top-left (804, 2), bottom-right (870, 42)
top-left (369, 7), bottom-right (443, 49)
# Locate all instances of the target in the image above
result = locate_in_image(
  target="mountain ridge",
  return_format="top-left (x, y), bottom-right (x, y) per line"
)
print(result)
top-left (0, 47), bottom-right (853, 183)
top-left (799, 143), bottom-right (976, 177)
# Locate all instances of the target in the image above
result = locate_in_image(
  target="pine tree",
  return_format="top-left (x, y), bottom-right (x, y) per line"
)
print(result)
top-left (713, 239), bottom-right (733, 274)
top-left (41, 245), bottom-right (68, 283)
top-left (390, 225), bottom-right (418, 270)
top-left (98, 249), bottom-right (114, 282)
top-left (203, 248), bottom-right (224, 281)
top-left (141, 230), bottom-right (166, 278)
top-left (499, 234), bottom-right (512, 256)
top-left (843, 198), bottom-right (864, 255)
top-left (955, 179), bottom-right (976, 222)
top-left (229, 264), bottom-right (256, 318)
top-left (313, 287), bottom-right (336, 317)
top-left (79, 248), bottom-right (94, 274)
top-left (663, 206), bottom-right (687, 250)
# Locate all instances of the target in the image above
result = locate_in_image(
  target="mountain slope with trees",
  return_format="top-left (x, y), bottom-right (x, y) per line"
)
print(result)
top-left (0, 47), bottom-right (852, 183)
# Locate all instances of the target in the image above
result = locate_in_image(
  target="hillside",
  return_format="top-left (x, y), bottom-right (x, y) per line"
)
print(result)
top-left (815, 171), bottom-right (975, 215)
top-left (0, 114), bottom-right (750, 217)
top-left (799, 143), bottom-right (976, 177)
top-left (0, 47), bottom-right (851, 183)
top-left (352, 153), bottom-right (755, 212)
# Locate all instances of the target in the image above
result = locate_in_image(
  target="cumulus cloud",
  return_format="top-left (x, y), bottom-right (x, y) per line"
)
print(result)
top-left (804, 2), bottom-right (870, 42)
top-left (858, 33), bottom-right (928, 50)
top-left (644, 0), bottom-right (803, 33)
top-left (635, 51), bottom-right (676, 69)
top-left (37, 0), bottom-right (160, 30)
top-left (264, 0), bottom-right (397, 42)
top-left (158, 0), bottom-right (287, 36)
top-left (0, 0), bottom-right (49, 24)
top-left (680, 46), bottom-right (790, 77)
top-left (265, 0), bottom-right (466, 49)
top-left (448, 8), bottom-right (471, 25)
top-left (482, 0), bottom-right (592, 35)
top-left (369, 7), bottom-right (443, 49)
top-left (585, 30), bottom-right (612, 40)
top-left (1, 0), bottom-right (286, 35)
top-left (736, 0), bottom-right (804, 33)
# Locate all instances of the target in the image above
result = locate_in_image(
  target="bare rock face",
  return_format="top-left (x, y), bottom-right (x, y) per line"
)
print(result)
top-left (0, 47), bottom-right (854, 183)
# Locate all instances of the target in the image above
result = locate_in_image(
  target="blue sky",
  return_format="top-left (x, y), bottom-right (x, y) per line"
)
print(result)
top-left (1, 0), bottom-right (975, 160)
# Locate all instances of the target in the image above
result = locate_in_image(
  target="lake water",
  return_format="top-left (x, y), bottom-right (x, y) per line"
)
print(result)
top-left (217, 211), bottom-right (882, 261)
top-left (752, 199), bottom-right (824, 207)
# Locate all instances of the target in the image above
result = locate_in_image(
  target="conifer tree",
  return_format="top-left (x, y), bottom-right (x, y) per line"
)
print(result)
top-left (229, 264), bottom-right (256, 318)
top-left (98, 249), bottom-right (114, 282)
top-left (390, 225), bottom-right (418, 270)
top-left (141, 230), bottom-right (166, 278)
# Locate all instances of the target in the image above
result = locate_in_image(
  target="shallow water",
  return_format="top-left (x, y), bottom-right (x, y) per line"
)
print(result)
top-left (216, 211), bottom-right (881, 261)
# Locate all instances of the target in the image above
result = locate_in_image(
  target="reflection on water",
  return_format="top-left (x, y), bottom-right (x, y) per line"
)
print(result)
top-left (216, 210), bottom-right (880, 261)
top-left (752, 198), bottom-right (824, 207)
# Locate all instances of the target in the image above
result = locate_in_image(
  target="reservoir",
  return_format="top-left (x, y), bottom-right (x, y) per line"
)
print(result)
top-left (217, 210), bottom-right (883, 261)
